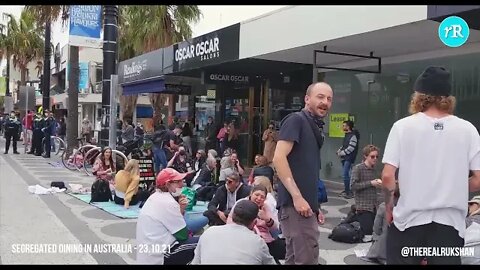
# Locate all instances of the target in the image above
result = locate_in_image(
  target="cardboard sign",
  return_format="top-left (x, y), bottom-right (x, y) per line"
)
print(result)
top-left (139, 157), bottom-right (155, 182)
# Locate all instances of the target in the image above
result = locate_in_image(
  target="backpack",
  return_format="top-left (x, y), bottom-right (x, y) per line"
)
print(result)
top-left (328, 221), bottom-right (365, 243)
top-left (90, 179), bottom-right (112, 203)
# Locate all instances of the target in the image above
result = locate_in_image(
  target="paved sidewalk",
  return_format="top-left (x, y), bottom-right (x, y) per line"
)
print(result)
top-left (1, 138), bottom-right (374, 265)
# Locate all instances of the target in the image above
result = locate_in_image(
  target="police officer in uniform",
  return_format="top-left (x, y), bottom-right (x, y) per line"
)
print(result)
top-left (42, 110), bottom-right (55, 158)
top-left (29, 109), bottom-right (46, 156)
top-left (3, 111), bottom-right (21, 154)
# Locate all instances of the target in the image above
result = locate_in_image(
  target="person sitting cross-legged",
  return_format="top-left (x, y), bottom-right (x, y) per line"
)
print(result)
top-left (114, 159), bottom-right (150, 209)
top-left (227, 185), bottom-right (286, 263)
top-left (136, 168), bottom-right (199, 265)
top-left (203, 172), bottom-right (250, 226)
top-left (191, 200), bottom-right (276, 265)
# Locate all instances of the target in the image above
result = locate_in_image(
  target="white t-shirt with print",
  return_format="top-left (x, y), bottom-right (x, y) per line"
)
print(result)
top-left (136, 191), bottom-right (186, 264)
top-left (383, 112), bottom-right (480, 238)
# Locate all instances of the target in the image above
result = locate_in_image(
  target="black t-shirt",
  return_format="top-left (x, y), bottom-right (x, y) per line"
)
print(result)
top-left (276, 112), bottom-right (321, 212)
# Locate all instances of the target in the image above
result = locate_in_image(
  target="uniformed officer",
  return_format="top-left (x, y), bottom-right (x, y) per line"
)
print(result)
top-left (3, 111), bottom-right (21, 154)
top-left (29, 108), bottom-right (46, 156)
top-left (42, 110), bottom-right (55, 158)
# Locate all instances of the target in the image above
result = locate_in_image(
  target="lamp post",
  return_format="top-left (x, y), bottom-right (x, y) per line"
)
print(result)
top-left (42, 20), bottom-right (51, 110)
top-left (100, 5), bottom-right (119, 147)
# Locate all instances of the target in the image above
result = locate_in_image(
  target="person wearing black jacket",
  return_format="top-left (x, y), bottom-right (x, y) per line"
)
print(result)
top-left (203, 172), bottom-right (251, 226)
top-left (29, 113), bottom-right (45, 156)
top-left (3, 111), bottom-right (21, 154)
top-left (192, 157), bottom-right (217, 200)
top-left (204, 116), bottom-right (217, 152)
top-left (42, 111), bottom-right (56, 158)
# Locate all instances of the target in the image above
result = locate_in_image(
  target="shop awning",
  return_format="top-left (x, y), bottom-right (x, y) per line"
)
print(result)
top-left (122, 79), bottom-right (166, 96)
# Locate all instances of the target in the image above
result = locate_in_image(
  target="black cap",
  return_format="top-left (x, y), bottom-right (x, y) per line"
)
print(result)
top-left (414, 66), bottom-right (451, 97)
top-left (233, 200), bottom-right (259, 223)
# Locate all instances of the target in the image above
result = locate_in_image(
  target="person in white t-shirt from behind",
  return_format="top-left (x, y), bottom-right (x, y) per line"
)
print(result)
top-left (136, 168), bottom-right (199, 265)
top-left (381, 66), bottom-right (480, 265)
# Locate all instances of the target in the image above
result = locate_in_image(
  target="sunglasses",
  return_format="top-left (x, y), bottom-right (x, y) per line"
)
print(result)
top-left (369, 155), bottom-right (378, 159)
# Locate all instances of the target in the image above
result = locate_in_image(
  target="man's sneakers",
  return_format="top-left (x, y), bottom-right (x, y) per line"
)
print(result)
top-left (13, 151), bottom-right (20, 154)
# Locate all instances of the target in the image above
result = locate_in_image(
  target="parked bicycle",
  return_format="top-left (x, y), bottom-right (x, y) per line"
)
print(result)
top-left (83, 146), bottom-right (128, 176)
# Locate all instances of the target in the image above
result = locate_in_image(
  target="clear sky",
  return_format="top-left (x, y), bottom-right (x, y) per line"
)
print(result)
top-left (0, 5), bottom-right (287, 51)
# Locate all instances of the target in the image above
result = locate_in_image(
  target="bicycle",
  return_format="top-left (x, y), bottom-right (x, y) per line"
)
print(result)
top-left (62, 141), bottom-right (97, 171)
top-left (41, 135), bottom-right (66, 157)
top-left (83, 146), bottom-right (128, 176)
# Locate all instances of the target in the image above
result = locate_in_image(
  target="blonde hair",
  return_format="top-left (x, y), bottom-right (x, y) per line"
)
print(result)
top-left (408, 92), bottom-right (456, 115)
top-left (124, 159), bottom-right (140, 176)
top-left (253, 176), bottom-right (273, 193)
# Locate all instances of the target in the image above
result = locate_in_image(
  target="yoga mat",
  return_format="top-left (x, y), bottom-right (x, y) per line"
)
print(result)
top-left (68, 193), bottom-right (209, 219)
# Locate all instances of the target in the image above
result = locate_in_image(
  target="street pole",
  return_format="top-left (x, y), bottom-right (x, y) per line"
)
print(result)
top-left (109, 74), bottom-right (118, 150)
top-left (42, 20), bottom-right (51, 111)
top-left (100, 5), bottom-right (118, 147)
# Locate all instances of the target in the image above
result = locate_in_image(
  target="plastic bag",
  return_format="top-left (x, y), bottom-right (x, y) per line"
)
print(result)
top-left (181, 187), bottom-right (197, 211)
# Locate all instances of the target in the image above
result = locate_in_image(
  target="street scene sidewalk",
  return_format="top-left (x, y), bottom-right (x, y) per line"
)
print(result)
top-left (0, 138), bottom-right (374, 265)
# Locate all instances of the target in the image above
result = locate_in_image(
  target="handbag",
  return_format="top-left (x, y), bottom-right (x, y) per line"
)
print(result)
top-left (317, 179), bottom-right (328, 203)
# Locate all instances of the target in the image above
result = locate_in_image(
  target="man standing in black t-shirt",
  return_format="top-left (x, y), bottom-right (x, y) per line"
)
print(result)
top-left (273, 82), bottom-right (333, 265)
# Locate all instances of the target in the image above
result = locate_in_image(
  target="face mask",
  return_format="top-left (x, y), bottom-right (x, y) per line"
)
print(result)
top-left (170, 187), bottom-right (183, 197)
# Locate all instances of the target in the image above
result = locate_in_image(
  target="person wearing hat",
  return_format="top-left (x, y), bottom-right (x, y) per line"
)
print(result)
top-left (3, 111), bottom-right (21, 154)
top-left (462, 195), bottom-right (480, 264)
top-left (29, 111), bottom-right (46, 156)
top-left (191, 199), bottom-right (276, 265)
top-left (382, 66), bottom-right (480, 265)
top-left (136, 168), bottom-right (199, 265)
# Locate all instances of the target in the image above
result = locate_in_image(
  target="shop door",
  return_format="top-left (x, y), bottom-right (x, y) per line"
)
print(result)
top-left (223, 87), bottom-right (254, 165)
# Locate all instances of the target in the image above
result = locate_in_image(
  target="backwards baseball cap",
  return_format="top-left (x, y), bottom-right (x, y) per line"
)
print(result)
top-left (232, 200), bottom-right (259, 223)
top-left (468, 195), bottom-right (480, 205)
top-left (156, 168), bottom-right (188, 187)
top-left (413, 66), bottom-right (451, 97)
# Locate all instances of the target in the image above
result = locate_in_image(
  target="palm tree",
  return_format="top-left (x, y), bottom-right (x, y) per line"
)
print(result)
top-left (25, 5), bottom-right (77, 153)
top-left (3, 11), bottom-right (44, 87)
top-left (118, 5), bottom-right (201, 125)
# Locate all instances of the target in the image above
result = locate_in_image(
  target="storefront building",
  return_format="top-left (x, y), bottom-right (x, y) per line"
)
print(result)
top-left (118, 5), bottom-right (480, 177)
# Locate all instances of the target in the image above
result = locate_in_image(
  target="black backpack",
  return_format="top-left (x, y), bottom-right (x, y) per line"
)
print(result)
top-left (328, 221), bottom-right (365, 243)
top-left (90, 179), bottom-right (112, 203)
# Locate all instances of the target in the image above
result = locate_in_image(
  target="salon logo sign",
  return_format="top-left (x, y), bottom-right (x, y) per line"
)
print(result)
top-left (438, 16), bottom-right (469, 48)
top-left (175, 37), bottom-right (220, 62)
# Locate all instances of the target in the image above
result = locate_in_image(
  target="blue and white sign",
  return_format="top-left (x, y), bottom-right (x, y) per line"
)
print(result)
top-left (438, 16), bottom-right (470, 48)
top-left (69, 5), bottom-right (102, 48)
top-left (79, 62), bottom-right (89, 91)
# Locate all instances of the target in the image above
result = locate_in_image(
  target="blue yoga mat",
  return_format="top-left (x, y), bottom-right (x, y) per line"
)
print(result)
top-left (68, 193), bottom-right (209, 219)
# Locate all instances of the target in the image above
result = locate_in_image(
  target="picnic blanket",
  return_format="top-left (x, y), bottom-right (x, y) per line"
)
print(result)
top-left (68, 193), bottom-right (209, 219)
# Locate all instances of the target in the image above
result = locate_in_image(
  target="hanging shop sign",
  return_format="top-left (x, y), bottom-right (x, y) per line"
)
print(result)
top-left (173, 23), bottom-right (240, 72)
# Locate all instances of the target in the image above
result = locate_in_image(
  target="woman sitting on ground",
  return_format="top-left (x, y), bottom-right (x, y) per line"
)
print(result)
top-left (227, 185), bottom-right (286, 263)
top-left (114, 159), bottom-right (150, 209)
top-left (248, 155), bottom-right (275, 186)
top-left (253, 176), bottom-right (277, 218)
top-left (136, 168), bottom-right (199, 265)
top-left (92, 147), bottom-right (116, 189)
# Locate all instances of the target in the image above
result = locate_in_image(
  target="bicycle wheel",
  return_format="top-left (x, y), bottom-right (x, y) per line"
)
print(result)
top-left (83, 147), bottom-right (101, 176)
top-left (75, 145), bottom-right (97, 171)
top-left (52, 136), bottom-right (65, 156)
top-left (62, 149), bottom-right (80, 171)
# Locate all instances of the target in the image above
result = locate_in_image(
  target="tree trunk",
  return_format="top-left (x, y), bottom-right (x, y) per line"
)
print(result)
top-left (20, 68), bottom-right (27, 86)
top-left (119, 94), bottom-right (138, 122)
top-left (149, 93), bottom-right (168, 128)
top-left (66, 46), bottom-right (79, 155)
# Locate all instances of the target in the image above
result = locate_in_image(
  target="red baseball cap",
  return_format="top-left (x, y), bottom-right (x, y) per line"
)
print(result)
top-left (156, 168), bottom-right (188, 187)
